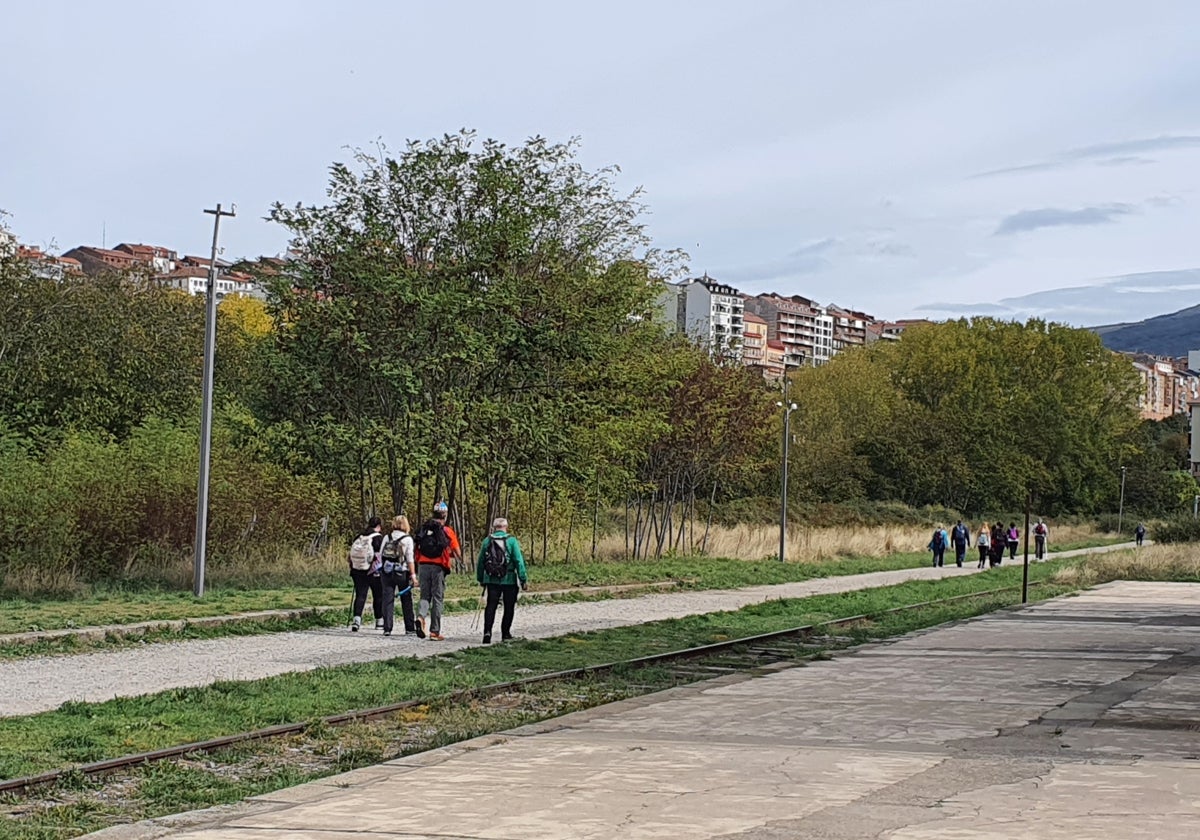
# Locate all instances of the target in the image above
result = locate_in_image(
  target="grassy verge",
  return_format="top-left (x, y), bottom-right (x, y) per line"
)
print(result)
top-left (0, 560), bottom-right (1079, 782)
top-left (0, 553), bottom-right (933, 637)
top-left (1, 533), bottom-right (1133, 639)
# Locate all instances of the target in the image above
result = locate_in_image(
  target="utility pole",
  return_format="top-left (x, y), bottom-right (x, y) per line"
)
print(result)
top-left (1021, 492), bottom-right (1031, 604)
top-left (193, 203), bottom-right (235, 597)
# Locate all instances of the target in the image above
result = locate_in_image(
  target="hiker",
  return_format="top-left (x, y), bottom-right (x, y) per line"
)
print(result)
top-left (976, 522), bottom-right (991, 569)
top-left (1006, 522), bottom-right (1020, 560)
top-left (1033, 519), bottom-right (1049, 560)
top-left (348, 516), bottom-right (385, 632)
top-left (989, 522), bottom-right (1006, 567)
top-left (1135, 522), bottom-right (1147, 547)
top-left (414, 502), bottom-right (460, 641)
top-left (476, 516), bottom-right (529, 644)
top-left (379, 515), bottom-right (418, 637)
top-left (951, 520), bottom-right (971, 568)
top-left (928, 524), bottom-right (947, 568)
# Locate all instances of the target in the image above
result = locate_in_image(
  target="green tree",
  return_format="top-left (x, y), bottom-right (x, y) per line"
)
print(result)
top-left (263, 132), bottom-right (684, 536)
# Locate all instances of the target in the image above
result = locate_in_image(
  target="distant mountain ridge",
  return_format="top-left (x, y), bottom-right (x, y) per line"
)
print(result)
top-left (916, 267), bottom-right (1200, 328)
top-left (1094, 303), bottom-right (1200, 358)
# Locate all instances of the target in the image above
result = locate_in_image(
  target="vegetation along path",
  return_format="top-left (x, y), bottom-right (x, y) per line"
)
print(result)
top-left (0, 543), bottom-right (1134, 718)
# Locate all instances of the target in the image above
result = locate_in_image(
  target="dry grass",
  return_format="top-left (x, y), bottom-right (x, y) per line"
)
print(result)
top-left (589, 520), bottom-right (1108, 564)
top-left (1053, 543), bottom-right (1200, 587)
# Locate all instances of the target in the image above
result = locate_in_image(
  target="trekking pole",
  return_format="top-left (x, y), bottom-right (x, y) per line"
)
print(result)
top-left (470, 588), bottom-right (485, 632)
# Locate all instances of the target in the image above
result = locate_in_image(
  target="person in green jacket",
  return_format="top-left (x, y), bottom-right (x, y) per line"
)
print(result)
top-left (476, 517), bottom-right (528, 644)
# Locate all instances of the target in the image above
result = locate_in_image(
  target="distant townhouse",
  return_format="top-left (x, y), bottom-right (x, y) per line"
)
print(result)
top-left (17, 245), bottom-right (82, 280)
top-left (674, 276), bottom-right (745, 359)
top-left (159, 264), bottom-right (265, 301)
top-left (743, 293), bottom-right (834, 368)
top-left (1128, 353), bottom-right (1180, 421)
top-left (114, 243), bottom-right (177, 274)
top-left (60, 245), bottom-right (142, 276)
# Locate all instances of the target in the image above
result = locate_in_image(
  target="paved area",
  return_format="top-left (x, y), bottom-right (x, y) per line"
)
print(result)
top-left (84, 579), bottom-right (1200, 839)
top-left (0, 543), bottom-right (1134, 718)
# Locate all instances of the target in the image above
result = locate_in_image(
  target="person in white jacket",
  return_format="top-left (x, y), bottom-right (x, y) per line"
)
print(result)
top-left (378, 515), bottom-right (418, 636)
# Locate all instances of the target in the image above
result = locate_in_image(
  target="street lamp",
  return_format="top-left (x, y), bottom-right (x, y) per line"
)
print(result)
top-left (1117, 465), bottom-right (1127, 535)
top-left (776, 400), bottom-right (798, 562)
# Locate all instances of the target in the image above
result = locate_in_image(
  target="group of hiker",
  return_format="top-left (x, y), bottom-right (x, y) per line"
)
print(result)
top-left (347, 503), bottom-right (529, 644)
top-left (928, 519), bottom-right (1052, 569)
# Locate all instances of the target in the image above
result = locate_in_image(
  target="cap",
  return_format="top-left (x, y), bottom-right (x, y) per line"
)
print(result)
top-left (433, 501), bottom-right (448, 514)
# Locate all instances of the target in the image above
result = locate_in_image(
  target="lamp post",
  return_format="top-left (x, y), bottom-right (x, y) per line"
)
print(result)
top-left (776, 400), bottom-right (797, 562)
top-left (1117, 465), bottom-right (1127, 536)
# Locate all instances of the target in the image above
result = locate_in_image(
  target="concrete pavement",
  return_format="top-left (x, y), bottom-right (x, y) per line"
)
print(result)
top-left (87, 579), bottom-right (1200, 839)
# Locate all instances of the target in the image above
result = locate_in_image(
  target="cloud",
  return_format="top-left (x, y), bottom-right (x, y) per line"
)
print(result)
top-left (913, 301), bottom-right (1013, 315)
top-left (972, 134), bottom-right (1200, 178)
top-left (787, 237), bottom-right (837, 258)
top-left (993, 203), bottom-right (1135, 235)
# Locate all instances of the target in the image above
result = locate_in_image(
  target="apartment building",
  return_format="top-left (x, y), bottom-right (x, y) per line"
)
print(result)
top-left (742, 312), bottom-right (784, 379)
top-left (60, 245), bottom-right (143, 276)
top-left (828, 305), bottom-right (875, 351)
top-left (675, 276), bottom-right (745, 358)
top-left (743, 293), bottom-right (834, 367)
top-left (17, 245), bottom-right (82, 280)
top-left (114, 243), bottom-right (177, 274)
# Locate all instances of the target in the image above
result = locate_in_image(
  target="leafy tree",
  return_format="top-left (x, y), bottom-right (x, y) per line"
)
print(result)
top-left (263, 132), bottom-right (684, 534)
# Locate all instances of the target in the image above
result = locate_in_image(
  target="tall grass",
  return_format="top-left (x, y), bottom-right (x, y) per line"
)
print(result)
top-left (1054, 543), bottom-right (1200, 586)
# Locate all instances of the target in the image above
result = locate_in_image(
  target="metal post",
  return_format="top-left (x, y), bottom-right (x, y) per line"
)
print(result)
top-left (777, 401), bottom-right (796, 562)
top-left (1021, 493), bottom-right (1030, 604)
top-left (1193, 494), bottom-right (1198, 520)
top-left (193, 203), bottom-right (235, 597)
top-left (1117, 465), bottom-right (1127, 536)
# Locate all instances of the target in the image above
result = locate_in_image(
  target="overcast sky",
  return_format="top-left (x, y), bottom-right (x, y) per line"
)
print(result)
top-left (3, 0), bottom-right (1199, 322)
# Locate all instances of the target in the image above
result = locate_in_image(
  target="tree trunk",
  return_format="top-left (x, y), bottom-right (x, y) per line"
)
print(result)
top-left (701, 481), bottom-right (718, 554)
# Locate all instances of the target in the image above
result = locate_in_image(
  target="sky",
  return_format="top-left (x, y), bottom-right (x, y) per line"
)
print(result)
top-left (3, 0), bottom-right (1199, 324)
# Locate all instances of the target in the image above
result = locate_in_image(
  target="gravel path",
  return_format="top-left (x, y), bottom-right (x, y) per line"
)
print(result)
top-left (0, 543), bottom-right (1133, 718)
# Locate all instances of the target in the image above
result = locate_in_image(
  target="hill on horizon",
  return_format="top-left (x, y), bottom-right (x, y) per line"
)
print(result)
top-left (1094, 303), bottom-right (1200, 358)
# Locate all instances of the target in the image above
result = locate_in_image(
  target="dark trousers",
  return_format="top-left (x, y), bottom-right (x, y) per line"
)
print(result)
top-left (350, 568), bottom-right (383, 621)
top-left (1035, 535), bottom-right (1046, 559)
top-left (483, 583), bottom-right (519, 639)
top-left (1007, 540), bottom-right (1018, 559)
top-left (953, 543), bottom-right (967, 566)
top-left (978, 545), bottom-right (989, 568)
top-left (380, 569), bottom-right (415, 634)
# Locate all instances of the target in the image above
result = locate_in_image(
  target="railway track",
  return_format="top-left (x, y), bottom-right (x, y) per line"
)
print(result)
top-left (0, 582), bottom-right (1040, 796)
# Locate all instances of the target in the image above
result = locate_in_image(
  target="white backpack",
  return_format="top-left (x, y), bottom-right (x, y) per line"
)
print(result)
top-left (348, 534), bottom-right (375, 570)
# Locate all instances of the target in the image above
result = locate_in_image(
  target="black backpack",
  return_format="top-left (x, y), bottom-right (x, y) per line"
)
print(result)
top-left (483, 535), bottom-right (510, 578)
top-left (415, 519), bottom-right (450, 559)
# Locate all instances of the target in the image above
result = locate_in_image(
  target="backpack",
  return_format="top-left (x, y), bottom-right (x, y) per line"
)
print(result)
top-left (931, 530), bottom-right (945, 550)
top-left (380, 534), bottom-right (408, 564)
top-left (1034, 523), bottom-right (1046, 536)
top-left (953, 524), bottom-right (967, 542)
top-left (348, 533), bottom-right (375, 570)
top-left (415, 519), bottom-right (451, 559)
top-left (483, 535), bottom-right (510, 579)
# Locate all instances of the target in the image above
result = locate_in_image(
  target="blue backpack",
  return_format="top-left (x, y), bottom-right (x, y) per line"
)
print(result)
top-left (931, 530), bottom-right (946, 551)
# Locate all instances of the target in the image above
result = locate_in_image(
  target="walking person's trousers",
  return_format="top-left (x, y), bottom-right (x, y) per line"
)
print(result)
top-left (418, 564), bottom-right (446, 635)
top-left (380, 569), bottom-right (415, 634)
top-left (483, 583), bottom-right (519, 639)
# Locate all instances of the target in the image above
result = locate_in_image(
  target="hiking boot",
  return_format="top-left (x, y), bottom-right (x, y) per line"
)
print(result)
top-left (429, 632), bottom-right (445, 641)
top-left (414, 618), bottom-right (425, 639)
top-left (482, 634), bottom-right (491, 644)
top-left (383, 631), bottom-right (392, 637)
top-left (375, 619), bottom-right (384, 630)
top-left (351, 616), bottom-right (361, 632)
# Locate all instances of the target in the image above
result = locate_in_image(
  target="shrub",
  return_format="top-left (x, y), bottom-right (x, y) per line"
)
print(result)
top-left (1143, 516), bottom-right (1200, 544)
top-left (0, 418), bottom-right (335, 592)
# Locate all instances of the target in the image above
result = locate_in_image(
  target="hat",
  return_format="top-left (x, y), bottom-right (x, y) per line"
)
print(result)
top-left (433, 501), bottom-right (448, 514)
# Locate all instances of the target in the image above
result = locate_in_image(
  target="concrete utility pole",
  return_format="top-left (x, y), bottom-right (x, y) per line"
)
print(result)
top-left (1022, 493), bottom-right (1031, 604)
top-left (193, 203), bottom-right (235, 598)
top-left (776, 399), bottom-right (797, 562)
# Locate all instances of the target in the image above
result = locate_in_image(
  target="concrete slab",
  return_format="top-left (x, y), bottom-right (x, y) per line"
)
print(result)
top-left (84, 580), bottom-right (1200, 839)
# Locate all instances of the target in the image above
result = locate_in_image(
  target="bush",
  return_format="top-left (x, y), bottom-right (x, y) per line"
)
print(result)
top-left (0, 418), bottom-right (335, 592)
top-left (1143, 516), bottom-right (1200, 544)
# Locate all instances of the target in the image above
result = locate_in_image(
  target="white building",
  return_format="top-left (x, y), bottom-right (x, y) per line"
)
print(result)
top-left (676, 276), bottom-right (745, 358)
top-left (160, 266), bottom-right (265, 300)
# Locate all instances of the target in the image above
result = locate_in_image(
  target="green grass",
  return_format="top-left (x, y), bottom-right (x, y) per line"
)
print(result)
top-left (0, 561), bottom-right (1076, 782)
top-left (0, 553), bottom-right (933, 636)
